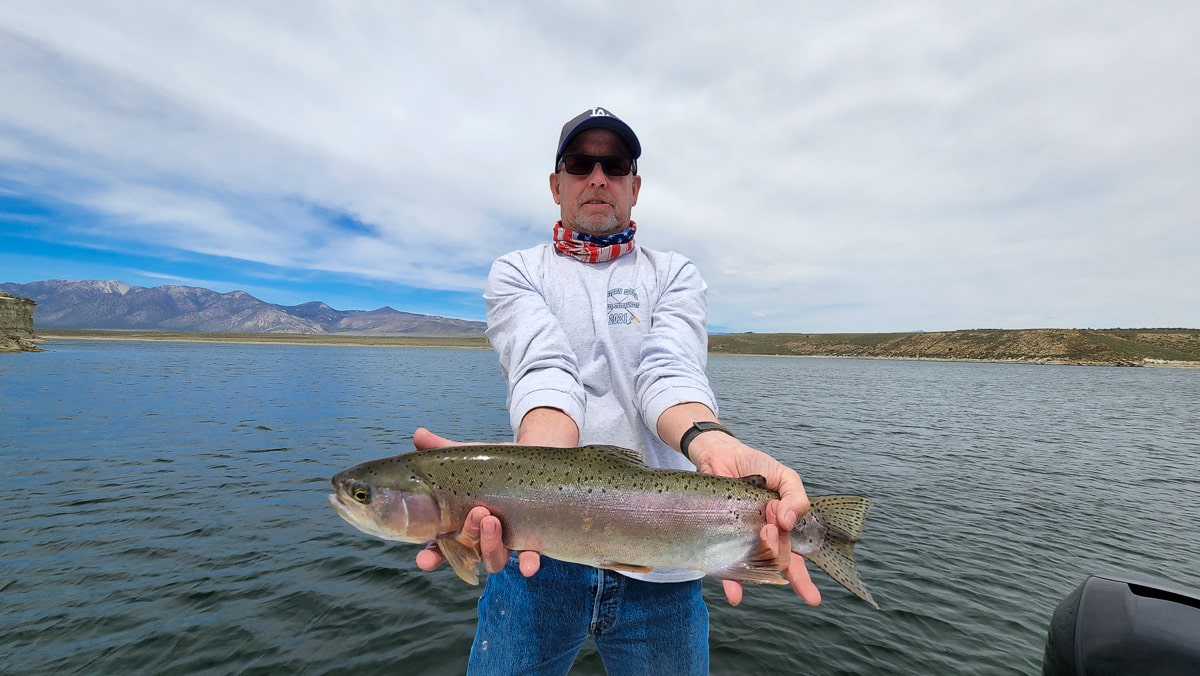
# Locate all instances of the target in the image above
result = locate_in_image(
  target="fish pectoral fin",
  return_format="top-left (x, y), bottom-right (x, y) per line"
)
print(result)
top-left (435, 533), bottom-right (482, 586)
top-left (710, 538), bottom-right (791, 585)
top-left (596, 560), bottom-right (655, 574)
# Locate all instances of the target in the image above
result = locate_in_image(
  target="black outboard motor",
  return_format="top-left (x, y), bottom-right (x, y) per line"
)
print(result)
top-left (1043, 573), bottom-right (1200, 676)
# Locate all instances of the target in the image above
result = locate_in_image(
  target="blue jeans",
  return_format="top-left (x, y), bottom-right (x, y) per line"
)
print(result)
top-left (467, 555), bottom-right (709, 675)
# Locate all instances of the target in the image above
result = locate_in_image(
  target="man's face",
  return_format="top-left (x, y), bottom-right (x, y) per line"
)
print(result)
top-left (550, 129), bottom-right (642, 235)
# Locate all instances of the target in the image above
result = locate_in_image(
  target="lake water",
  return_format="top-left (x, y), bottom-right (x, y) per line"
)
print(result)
top-left (1, 340), bottom-right (1197, 674)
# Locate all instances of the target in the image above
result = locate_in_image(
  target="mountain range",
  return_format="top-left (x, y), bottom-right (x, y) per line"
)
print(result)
top-left (0, 280), bottom-right (486, 337)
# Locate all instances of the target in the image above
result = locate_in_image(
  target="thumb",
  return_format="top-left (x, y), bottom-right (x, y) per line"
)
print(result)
top-left (414, 428), bottom-right (457, 449)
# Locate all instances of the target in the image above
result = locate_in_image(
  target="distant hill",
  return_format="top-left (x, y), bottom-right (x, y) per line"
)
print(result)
top-left (0, 280), bottom-right (486, 338)
top-left (709, 329), bottom-right (1200, 366)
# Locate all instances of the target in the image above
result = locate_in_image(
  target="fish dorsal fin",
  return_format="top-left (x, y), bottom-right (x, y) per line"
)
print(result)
top-left (738, 474), bottom-right (768, 489)
top-left (585, 445), bottom-right (646, 465)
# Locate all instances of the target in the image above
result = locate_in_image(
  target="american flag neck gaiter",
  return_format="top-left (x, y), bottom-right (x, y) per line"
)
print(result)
top-left (552, 221), bottom-right (637, 263)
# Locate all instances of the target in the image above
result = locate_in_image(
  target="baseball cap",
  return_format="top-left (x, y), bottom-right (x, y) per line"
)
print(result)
top-left (555, 107), bottom-right (642, 169)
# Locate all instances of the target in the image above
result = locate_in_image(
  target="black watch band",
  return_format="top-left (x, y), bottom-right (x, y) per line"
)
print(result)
top-left (679, 421), bottom-right (735, 460)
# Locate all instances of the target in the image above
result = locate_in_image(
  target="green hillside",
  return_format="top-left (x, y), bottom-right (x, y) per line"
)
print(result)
top-left (709, 329), bottom-right (1200, 365)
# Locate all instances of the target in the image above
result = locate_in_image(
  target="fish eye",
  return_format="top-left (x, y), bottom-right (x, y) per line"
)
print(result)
top-left (350, 483), bottom-right (372, 504)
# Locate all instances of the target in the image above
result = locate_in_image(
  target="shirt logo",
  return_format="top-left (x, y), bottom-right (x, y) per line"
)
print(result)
top-left (607, 287), bottom-right (641, 325)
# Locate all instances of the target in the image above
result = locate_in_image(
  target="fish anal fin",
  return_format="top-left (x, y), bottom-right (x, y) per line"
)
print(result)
top-left (710, 537), bottom-right (790, 585)
top-left (597, 560), bottom-right (655, 574)
top-left (435, 532), bottom-right (482, 586)
top-left (711, 565), bottom-right (789, 585)
top-left (737, 474), bottom-right (768, 489)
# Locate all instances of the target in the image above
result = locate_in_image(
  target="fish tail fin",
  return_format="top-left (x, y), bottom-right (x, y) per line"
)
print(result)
top-left (801, 495), bottom-right (880, 610)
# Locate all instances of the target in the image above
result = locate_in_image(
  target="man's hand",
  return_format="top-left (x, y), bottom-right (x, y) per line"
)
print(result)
top-left (411, 428), bottom-right (541, 578)
top-left (687, 432), bottom-right (823, 608)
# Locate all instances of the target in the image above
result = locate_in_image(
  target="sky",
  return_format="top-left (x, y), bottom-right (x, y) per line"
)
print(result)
top-left (2, 2), bottom-right (1197, 333)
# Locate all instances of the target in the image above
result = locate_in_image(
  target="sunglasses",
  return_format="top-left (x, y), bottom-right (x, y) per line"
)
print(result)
top-left (558, 154), bottom-right (636, 177)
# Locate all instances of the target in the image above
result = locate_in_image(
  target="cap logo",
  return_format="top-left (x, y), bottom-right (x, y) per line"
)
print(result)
top-left (590, 107), bottom-right (613, 118)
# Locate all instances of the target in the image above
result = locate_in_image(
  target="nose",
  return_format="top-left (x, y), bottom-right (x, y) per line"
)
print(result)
top-left (586, 162), bottom-right (608, 187)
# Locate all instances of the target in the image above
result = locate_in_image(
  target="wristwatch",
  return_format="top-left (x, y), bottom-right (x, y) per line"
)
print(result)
top-left (679, 421), bottom-right (735, 460)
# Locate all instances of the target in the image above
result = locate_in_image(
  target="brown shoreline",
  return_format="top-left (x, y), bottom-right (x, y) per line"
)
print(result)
top-left (33, 328), bottom-right (1200, 367)
top-left (709, 329), bottom-right (1200, 368)
top-left (37, 329), bottom-right (491, 350)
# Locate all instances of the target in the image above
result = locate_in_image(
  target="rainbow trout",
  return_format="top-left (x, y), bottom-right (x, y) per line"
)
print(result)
top-left (328, 444), bottom-right (878, 609)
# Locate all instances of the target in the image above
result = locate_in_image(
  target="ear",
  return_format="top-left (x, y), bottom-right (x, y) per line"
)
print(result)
top-left (630, 174), bottom-right (641, 206)
top-left (549, 173), bottom-right (561, 205)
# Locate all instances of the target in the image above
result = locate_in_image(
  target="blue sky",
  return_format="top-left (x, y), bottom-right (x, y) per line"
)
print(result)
top-left (2, 2), bottom-right (1198, 332)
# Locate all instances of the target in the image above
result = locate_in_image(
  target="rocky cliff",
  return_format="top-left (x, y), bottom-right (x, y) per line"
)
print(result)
top-left (0, 292), bottom-right (40, 352)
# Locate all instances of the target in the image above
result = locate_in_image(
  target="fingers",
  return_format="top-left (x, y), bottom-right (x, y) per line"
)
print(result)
top-left (770, 468), bottom-right (809, 531)
top-left (479, 515), bottom-right (510, 573)
top-left (766, 498), bottom-right (798, 545)
top-left (763, 505), bottom-right (819, 604)
top-left (787, 553), bottom-right (822, 606)
top-left (460, 507), bottom-right (507, 574)
top-left (413, 427), bottom-right (462, 449)
top-left (418, 505), bottom-right (539, 579)
top-left (482, 517), bottom-right (541, 576)
top-left (462, 506), bottom-right (488, 540)
top-left (691, 441), bottom-right (809, 532)
top-left (722, 580), bottom-right (743, 606)
top-left (415, 542), bottom-right (443, 571)
top-left (723, 521), bottom-right (781, 606)
top-left (518, 551), bottom-right (541, 577)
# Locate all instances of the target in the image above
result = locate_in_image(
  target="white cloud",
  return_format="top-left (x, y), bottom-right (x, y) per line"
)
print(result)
top-left (2, 1), bottom-right (1197, 331)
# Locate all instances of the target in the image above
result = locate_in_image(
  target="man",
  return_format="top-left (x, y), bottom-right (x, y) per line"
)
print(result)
top-left (414, 107), bottom-right (820, 674)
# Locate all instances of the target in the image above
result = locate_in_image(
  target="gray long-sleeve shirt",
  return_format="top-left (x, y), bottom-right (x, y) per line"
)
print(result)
top-left (485, 243), bottom-right (718, 582)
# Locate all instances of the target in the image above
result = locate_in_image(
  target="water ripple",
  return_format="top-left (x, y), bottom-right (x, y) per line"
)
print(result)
top-left (1, 344), bottom-right (1197, 674)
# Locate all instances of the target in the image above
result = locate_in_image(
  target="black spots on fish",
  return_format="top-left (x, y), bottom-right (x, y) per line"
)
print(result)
top-left (737, 474), bottom-right (768, 489)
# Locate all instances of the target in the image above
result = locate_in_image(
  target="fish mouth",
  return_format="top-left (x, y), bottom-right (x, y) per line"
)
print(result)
top-left (328, 492), bottom-right (353, 518)
top-left (328, 491), bottom-right (367, 526)
top-left (328, 490), bottom-right (408, 543)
